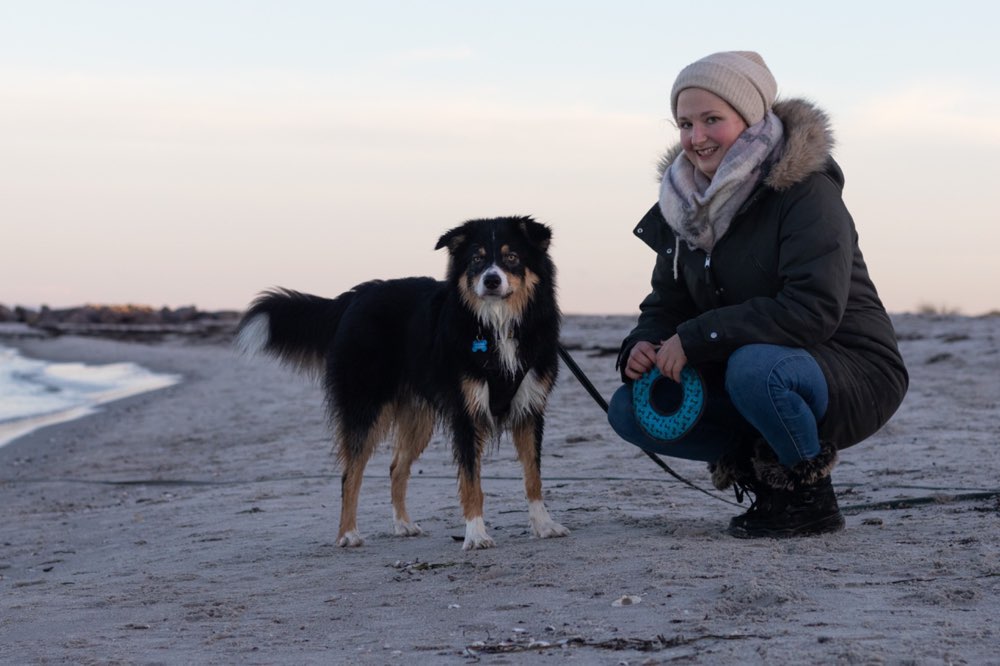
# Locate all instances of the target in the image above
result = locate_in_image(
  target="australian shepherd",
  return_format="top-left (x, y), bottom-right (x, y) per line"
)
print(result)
top-left (235, 216), bottom-right (568, 549)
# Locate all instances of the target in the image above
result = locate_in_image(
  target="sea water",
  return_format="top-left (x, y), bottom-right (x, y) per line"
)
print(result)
top-left (0, 344), bottom-right (180, 448)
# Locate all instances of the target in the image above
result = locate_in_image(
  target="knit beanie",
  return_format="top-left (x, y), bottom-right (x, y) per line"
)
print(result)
top-left (670, 51), bottom-right (777, 126)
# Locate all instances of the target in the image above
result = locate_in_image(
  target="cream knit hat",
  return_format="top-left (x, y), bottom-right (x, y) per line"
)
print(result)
top-left (670, 51), bottom-right (777, 126)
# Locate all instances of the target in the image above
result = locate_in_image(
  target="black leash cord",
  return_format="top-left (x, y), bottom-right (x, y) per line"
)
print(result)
top-left (557, 345), bottom-right (741, 507)
top-left (557, 345), bottom-right (610, 412)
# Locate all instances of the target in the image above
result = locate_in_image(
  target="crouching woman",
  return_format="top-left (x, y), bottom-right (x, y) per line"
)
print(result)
top-left (609, 51), bottom-right (908, 538)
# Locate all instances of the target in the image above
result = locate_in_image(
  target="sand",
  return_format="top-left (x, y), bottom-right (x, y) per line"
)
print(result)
top-left (1, 313), bottom-right (998, 665)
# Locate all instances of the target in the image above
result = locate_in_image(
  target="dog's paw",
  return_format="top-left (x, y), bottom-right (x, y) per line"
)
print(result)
top-left (462, 534), bottom-right (497, 550)
top-left (462, 517), bottom-right (496, 550)
top-left (393, 520), bottom-right (424, 537)
top-left (533, 519), bottom-right (570, 539)
top-left (337, 530), bottom-right (364, 547)
top-left (528, 500), bottom-right (570, 539)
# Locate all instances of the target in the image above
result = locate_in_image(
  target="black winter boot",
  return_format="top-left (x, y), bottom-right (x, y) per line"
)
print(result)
top-left (708, 444), bottom-right (771, 531)
top-left (727, 480), bottom-right (774, 534)
top-left (727, 441), bottom-right (845, 539)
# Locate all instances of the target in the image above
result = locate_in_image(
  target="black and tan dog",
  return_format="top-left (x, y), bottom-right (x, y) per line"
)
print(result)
top-left (235, 216), bottom-right (568, 549)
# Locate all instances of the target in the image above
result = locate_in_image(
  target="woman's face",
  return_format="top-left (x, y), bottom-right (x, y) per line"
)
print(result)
top-left (675, 88), bottom-right (748, 179)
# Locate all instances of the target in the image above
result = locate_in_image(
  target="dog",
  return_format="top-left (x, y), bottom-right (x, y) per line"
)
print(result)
top-left (235, 216), bottom-right (568, 549)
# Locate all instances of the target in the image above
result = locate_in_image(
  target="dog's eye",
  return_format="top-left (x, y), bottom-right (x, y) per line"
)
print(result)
top-left (471, 256), bottom-right (485, 266)
top-left (503, 252), bottom-right (520, 267)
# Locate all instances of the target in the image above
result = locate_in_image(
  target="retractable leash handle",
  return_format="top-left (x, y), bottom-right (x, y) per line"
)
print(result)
top-left (556, 345), bottom-right (740, 507)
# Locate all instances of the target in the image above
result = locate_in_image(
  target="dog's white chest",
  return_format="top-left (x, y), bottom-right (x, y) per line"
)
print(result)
top-left (495, 335), bottom-right (519, 377)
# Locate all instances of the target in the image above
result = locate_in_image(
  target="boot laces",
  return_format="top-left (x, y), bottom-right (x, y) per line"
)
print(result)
top-left (733, 479), bottom-right (756, 508)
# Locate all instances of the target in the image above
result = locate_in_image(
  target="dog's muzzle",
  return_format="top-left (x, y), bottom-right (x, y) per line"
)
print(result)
top-left (477, 269), bottom-right (509, 297)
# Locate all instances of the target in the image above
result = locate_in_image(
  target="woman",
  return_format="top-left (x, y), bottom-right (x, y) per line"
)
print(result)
top-left (609, 51), bottom-right (908, 538)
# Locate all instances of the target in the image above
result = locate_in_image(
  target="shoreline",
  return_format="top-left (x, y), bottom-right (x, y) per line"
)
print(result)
top-left (0, 341), bottom-right (181, 448)
top-left (1, 314), bottom-right (998, 663)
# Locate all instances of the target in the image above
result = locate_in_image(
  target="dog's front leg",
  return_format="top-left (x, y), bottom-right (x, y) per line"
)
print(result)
top-left (513, 417), bottom-right (569, 539)
top-left (454, 420), bottom-right (495, 550)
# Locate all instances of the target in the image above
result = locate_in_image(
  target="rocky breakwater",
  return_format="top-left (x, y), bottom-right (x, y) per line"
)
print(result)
top-left (0, 303), bottom-right (240, 342)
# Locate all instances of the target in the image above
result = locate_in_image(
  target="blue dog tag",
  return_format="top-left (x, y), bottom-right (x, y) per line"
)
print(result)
top-left (471, 338), bottom-right (488, 353)
top-left (632, 366), bottom-right (705, 442)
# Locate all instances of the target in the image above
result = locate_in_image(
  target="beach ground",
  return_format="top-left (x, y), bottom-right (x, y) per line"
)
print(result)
top-left (1, 314), bottom-right (998, 665)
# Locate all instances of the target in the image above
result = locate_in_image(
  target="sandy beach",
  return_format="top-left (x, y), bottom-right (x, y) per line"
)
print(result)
top-left (1, 313), bottom-right (998, 665)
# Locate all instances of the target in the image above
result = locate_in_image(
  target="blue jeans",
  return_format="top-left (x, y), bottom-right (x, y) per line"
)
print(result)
top-left (608, 344), bottom-right (829, 467)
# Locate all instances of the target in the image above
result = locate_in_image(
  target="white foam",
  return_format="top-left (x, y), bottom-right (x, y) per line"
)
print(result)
top-left (0, 345), bottom-right (180, 448)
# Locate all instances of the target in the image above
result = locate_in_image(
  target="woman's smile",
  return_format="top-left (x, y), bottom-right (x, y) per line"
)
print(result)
top-left (675, 87), bottom-right (748, 179)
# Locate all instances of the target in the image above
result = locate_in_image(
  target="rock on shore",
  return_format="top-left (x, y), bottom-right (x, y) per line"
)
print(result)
top-left (0, 303), bottom-right (240, 342)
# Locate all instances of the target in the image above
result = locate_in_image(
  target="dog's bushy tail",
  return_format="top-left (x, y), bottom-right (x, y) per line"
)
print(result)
top-left (235, 288), bottom-right (350, 375)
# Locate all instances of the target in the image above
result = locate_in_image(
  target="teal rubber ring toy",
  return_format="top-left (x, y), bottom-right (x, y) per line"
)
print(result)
top-left (632, 366), bottom-right (705, 441)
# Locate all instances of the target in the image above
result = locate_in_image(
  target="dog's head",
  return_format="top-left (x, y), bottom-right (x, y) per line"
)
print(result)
top-left (435, 216), bottom-right (555, 323)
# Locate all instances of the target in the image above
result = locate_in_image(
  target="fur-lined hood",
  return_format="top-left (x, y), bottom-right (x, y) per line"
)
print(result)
top-left (655, 98), bottom-right (835, 192)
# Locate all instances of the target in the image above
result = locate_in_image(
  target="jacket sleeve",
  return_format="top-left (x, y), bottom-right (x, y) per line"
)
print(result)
top-left (677, 172), bottom-right (854, 363)
top-left (617, 243), bottom-right (698, 380)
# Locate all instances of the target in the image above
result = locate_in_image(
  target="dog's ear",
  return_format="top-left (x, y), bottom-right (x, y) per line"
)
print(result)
top-left (435, 226), bottom-right (467, 253)
top-left (518, 217), bottom-right (552, 252)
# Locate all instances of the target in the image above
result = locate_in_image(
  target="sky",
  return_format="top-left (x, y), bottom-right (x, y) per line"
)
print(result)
top-left (2, 1), bottom-right (998, 316)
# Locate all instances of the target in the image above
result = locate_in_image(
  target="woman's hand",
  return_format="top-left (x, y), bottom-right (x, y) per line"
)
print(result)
top-left (655, 334), bottom-right (688, 383)
top-left (624, 341), bottom-right (659, 380)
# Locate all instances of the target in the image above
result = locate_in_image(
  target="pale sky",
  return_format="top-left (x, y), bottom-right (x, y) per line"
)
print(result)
top-left (3, 1), bottom-right (998, 315)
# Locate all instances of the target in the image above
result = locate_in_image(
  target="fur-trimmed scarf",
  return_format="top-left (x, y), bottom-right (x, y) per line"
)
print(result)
top-left (658, 111), bottom-right (784, 255)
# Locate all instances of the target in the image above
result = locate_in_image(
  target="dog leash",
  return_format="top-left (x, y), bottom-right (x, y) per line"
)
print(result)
top-left (556, 345), bottom-right (741, 507)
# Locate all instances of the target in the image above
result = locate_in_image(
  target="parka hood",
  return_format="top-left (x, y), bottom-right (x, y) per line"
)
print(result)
top-left (656, 98), bottom-right (835, 192)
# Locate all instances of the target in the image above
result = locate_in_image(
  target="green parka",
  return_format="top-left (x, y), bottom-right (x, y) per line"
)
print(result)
top-left (619, 99), bottom-right (908, 449)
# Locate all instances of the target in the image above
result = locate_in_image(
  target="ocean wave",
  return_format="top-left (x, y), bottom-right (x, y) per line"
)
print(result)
top-left (0, 345), bottom-right (180, 447)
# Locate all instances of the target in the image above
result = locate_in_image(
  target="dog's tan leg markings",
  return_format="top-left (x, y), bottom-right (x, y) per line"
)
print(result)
top-left (458, 430), bottom-right (495, 550)
top-left (513, 418), bottom-right (569, 539)
top-left (336, 407), bottom-right (391, 547)
top-left (337, 450), bottom-right (370, 547)
top-left (390, 403), bottom-right (434, 537)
